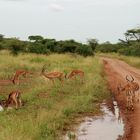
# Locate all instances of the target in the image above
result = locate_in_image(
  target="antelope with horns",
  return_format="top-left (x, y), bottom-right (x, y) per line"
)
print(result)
top-left (41, 65), bottom-right (65, 84)
top-left (126, 75), bottom-right (139, 102)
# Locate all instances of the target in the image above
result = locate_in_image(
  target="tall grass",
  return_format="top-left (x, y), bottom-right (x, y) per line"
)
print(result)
top-left (0, 51), bottom-right (109, 140)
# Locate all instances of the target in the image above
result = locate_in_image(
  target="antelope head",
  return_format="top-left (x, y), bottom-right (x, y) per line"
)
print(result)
top-left (117, 83), bottom-right (126, 94)
top-left (41, 64), bottom-right (49, 75)
top-left (117, 84), bottom-right (122, 94)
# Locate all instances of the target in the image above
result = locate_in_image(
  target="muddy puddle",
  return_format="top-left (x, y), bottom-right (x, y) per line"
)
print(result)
top-left (64, 100), bottom-right (124, 140)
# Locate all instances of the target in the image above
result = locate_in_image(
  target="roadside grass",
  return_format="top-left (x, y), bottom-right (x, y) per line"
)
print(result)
top-left (97, 52), bottom-right (140, 69)
top-left (0, 51), bottom-right (110, 140)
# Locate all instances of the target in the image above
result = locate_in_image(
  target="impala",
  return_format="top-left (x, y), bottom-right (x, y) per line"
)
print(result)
top-left (118, 82), bottom-right (134, 110)
top-left (65, 69), bottom-right (84, 82)
top-left (41, 65), bottom-right (65, 84)
top-left (118, 75), bottom-right (140, 110)
top-left (126, 75), bottom-right (139, 102)
top-left (5, 90), bottom-right (22, 109)
top-left (12, 70), bottom-right (33, 84)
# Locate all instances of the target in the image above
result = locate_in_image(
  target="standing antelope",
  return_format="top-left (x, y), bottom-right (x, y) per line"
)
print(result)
top-left (65, 70), bottom-right (84, 82)
top-left (126, 75), bottom-right (139, 102)
top-left (41, 65), bottom-right (65, 84)
top-left (12, 70), bottom-right (33, 85)
top-left (118, 75), bottom-right (140, 110)
top-left (5, 90), bottom-right (22, 109)
top-left (118, 82), bottom-right (134, 110)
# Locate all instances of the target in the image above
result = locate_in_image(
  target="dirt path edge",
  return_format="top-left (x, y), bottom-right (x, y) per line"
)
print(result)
top-left (101, 57), bottom-right (140, 140)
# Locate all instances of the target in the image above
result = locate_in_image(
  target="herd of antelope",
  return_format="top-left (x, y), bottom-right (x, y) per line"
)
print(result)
top-left (1, 64), bottom-right (138, 112)
top-left (118, 75), bottom-right (139, 111)
top-left (0, 65), bottom-right (84, 110)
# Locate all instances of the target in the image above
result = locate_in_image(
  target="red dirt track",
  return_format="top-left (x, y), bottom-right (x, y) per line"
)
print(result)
top-left (101, 57), bottom-right (140, 140)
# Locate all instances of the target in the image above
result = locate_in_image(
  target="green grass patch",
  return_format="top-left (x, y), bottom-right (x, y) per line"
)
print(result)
top-left (0, 51), bottom-right (110, 140)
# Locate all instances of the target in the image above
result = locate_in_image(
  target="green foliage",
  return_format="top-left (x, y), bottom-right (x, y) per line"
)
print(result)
top-left (56, 40), bottom-right (78, 53)
top-left (126, 28), bottom-right (140, 42)
top-left (0, 35), bottom-right (96, 57)
top-left (0, 43), bottom-right (3, 50)
top-left (28, 43), bottom-right (51, 54)
top-left (96, 42), bottom-right (121, 53)
top-left (28, 35), bottom-right (44, 42)
top-left (118, 43), bottom-right (140, 56)
top-left (8, 38), bottom-right (25, 55)
top-left (42, 39), bottom-right (57, 52)
top-left (87, 38), bottom-right (98, 51)
top-left (76, 44), bottom-right (94, 57)
top-left (0, 34), bottom-right (4, 42)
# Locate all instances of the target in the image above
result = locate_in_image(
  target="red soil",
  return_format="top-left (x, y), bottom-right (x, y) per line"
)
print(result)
top-left (102, 57), bottom-right (140, 140)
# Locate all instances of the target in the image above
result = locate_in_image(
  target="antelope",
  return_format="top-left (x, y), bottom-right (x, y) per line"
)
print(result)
top-left (126, 75), bottom-right (139, 102)
top-left (12, 70), bottom-right (33, 84)
top-left (118, 82), bottom-right (134, 110)
top-left (5, 90), bottom-right (22, 109)
top-left (118, 75), bottom-right (139, 110)
top-left (41, 65), bottom-right (65, 84)
top-left (65, 70), bottom-right (84, 81)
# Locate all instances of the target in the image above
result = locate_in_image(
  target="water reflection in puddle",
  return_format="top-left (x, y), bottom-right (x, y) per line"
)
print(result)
top-left (64, 101), bottom-right (124, 140)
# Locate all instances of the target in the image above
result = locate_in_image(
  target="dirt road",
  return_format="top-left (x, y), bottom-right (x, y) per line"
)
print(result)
top-left (101, 57), bottom-right (140, 140)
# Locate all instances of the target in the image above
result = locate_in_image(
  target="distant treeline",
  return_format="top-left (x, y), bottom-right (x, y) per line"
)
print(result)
top-left (95, 27), bottom-right (140, 56)
top-left (0, 27), bottom-right (140, 56)
top-left (0, 35), bottom-right (96, 57)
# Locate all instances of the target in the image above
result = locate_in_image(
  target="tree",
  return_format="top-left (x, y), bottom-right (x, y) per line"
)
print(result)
top-left (87, 38), bottom-right (98, 51)
top-left (28, 42), bottom-right (50, 54)
top-left (75, 44), bottom-right (93, 57)
top-left (126, 28), bottom-right (140, 42)
top-left (42, 39), bottom-right (57, 52)
top-left (9, 38), bottom-right (25, 55)
top-left (56, 40), bottom-right (78, 53)
top-left (0, 34), bottom-right (4, 42)
top-left (28, 35), bottom-right (44, 42)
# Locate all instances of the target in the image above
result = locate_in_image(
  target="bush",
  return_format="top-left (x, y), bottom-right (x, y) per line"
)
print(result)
top-left (28, 43), bottom-right (51, 54)
top-left (96, 43), bottom-right (121, 53)
top-left (55, 40), bottom-right (79, 53)
top-left (130, 43), bottom-right (140, 56)
top-left (118, 43), bottom-right (140, 56)
top-left (75, 45), bottom-right (94, 57)
top-left (9, 39), bottom-right (25, 55)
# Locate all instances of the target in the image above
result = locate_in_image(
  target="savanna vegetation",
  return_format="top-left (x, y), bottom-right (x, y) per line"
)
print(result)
top-left (0, 51), bottom-right (110, 140)
top-left (0, 26), bottom-right (140, 140)
top-left (1, 27), bottom-right (140, 57)
top-left (0, 35), bottom-right (97, 57)
top-left (95, 27), bottom-right (140, 56)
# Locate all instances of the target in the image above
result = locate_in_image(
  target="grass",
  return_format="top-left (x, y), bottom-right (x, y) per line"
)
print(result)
top-left (0, 51), bottom-right (110, 140)
top-left (98, 52), bottom-right (140, 69)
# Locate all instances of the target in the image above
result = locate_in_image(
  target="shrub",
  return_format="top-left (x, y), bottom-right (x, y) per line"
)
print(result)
top-left (28, 43), bottom-right (51, 54)
top-left (9, 39), bottom-right (25, 55)
top-left (75, 44), bottom-right (94, 57)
